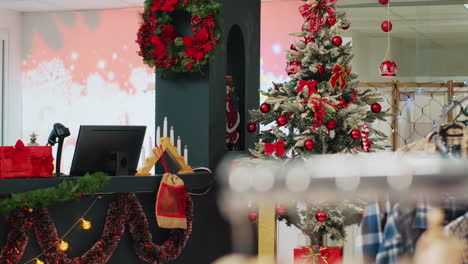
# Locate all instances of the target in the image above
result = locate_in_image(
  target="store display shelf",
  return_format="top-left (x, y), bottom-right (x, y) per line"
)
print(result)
top-left (0, 172), bottom-right (214, 195)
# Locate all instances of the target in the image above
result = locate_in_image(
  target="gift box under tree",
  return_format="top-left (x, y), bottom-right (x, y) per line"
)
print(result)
top-left (294, 246), bottom-right (343, 264)
top-left (0, 140), bottom-right (54, 179)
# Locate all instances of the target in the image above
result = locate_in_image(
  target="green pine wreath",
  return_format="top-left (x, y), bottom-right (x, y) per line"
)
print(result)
top-left (137, 0), bottom-right (222, 75)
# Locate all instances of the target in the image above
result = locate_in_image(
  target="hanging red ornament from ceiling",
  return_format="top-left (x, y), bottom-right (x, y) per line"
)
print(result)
top-left (378, 0), bottom-right (389, 5)
top-left (380, 60), bottom-right (398, 77)
top-left (381, 20), bottom-right (393, 32)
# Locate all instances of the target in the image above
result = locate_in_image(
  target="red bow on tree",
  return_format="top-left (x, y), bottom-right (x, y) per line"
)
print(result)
top-left (299, 0), bottom-right (338, 34)
top-left (265, 140), bottom-right (286, 157)
top-left (296, 80), bottom-right (318, 95)
top-left (32, 155), bottom-right (55, 176)
top-left (4, 140), bottom-right (30, 161)
top-left (329, 64), bottom-right (352, 90)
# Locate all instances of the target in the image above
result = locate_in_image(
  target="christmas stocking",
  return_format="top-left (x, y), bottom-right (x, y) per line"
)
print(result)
top-left (156, 173), bottom-right (188, 229)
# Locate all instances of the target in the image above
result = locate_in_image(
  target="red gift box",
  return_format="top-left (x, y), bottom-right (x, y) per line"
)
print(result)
top-left (294, 246), bottom-right (343, 264)
top-left (0, 140), bottom-right (54, 179)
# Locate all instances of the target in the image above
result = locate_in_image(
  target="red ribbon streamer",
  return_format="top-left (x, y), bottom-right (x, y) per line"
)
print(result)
top-left (300, 89), bottom-right (358, 109)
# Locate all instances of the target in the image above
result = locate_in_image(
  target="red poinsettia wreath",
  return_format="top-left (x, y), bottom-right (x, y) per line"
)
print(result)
top-left (137, 0), bottom-right (222, 75)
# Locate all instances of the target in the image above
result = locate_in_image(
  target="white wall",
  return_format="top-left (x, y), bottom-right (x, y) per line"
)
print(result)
top-left (348, 32), bottom-right (468, 82)
top-left (0, 9), bottom-right (22, 145)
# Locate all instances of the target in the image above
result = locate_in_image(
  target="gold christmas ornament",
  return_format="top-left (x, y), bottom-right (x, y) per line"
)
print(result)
top-left (35, 258), bottom-right (45, 264)
top-left (28, 208), bottom-right (34, 213)
top-left (59, 240), bottom-right (69, 251)
top-left (81, 218), bottom-right (92, 230)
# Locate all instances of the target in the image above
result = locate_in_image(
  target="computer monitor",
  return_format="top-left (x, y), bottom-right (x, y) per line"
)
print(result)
top-left (70, 125), bottom-right (146, 176)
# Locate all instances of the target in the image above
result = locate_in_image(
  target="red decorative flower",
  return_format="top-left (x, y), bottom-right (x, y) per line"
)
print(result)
top-left (202, 14), bottom-right (215, 29)
top-left (186, 59), bottom-right (195, 70)
top-left (191, 15), bottom-right (202, 26)
top-left (183, 28), bottom-right (214, 62)
top-left (161, 24), bottom-right (178, 44)
top-left (151, 0), bottom-right (179, 12)
top-left (151, 36), bottom-right (168, 60)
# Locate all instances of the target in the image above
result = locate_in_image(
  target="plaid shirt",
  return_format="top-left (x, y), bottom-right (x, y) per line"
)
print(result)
top-left (445, 212), bottom-right (468, 264)
top-left (375, 204), bottom-right (426, 264)
top-left (361, 203), bottom-right (428, 264)
top-left (361, 203), bottom-right (383, 262)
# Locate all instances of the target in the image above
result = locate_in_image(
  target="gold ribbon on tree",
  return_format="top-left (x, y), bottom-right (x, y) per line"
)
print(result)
top-left (329, 65), bottom-right (352, 90)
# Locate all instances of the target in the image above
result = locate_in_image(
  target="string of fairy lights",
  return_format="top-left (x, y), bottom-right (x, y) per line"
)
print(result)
top-left (23, 197), bottom-right (100, 264)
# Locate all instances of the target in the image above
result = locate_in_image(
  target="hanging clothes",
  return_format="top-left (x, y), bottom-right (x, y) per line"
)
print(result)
top-left (375, 203), bottom-right (427, 264)
top-left (361, 203), bottom-right (383, 262)
top-left (445, 212), bottom-right (468, 264)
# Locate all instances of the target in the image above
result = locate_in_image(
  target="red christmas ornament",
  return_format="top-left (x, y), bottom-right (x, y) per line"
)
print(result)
top-left (276, 206), bottom-right (286, 216)
top-left (380, 60), bottom-right (398, 77)
top-left (247, 123), bottom-right (257, 133)
top-left (378, 0), bottom-right (389, 4)
top-left (304, 139), bottom-right (315, 151)
top-left (248, 212), bottom-right (258, 222)
top-left (371, 103), bottom-right (382, 113)
top-left (350, 129), bottom-right (361, 140)
top-left (277, 116), bottom-right (288, 126)
top-left (290, 44), bottom-right (297, 51)
top-left (77, 193), bottom-right (83, 198)
top-left (260, 103), bottom-right (271, 113)
top-left (342, 23), bottom-right (351, 30)
top-left (381, 21), bottom-right (393, 32)
top-left (317, 64), bottom-right (325, 75)
top-left (287, 61), bottom-right (302, 76)
top-left (315, 211), bottom-right (328, 222)
top-left (326, 16), bottom-right (337, 26)
top-left (326, 120), bottom-right (337, 130)
top-left (332, 36), bottom-right (343, 47)
top-left (23, 206), bottom-right (29, 212)
top-left (304, 37), bottom-right (315, 44)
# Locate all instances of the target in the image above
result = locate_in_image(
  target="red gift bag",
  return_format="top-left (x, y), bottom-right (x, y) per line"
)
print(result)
top-left (294, 246), bottom-right (343, 264)
top-left (0, 140), bottom-right (54, 179)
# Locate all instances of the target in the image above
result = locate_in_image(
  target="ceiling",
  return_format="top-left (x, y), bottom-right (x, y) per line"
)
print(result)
top-left (0, 0), bottom-right (143, 12)
top-left (1, 0), bottom-right (467, 47)
top-left (0, 0), bottom-right (466, 12)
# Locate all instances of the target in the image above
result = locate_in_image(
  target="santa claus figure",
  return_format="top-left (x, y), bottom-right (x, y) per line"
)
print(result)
top-left (226, 76), bottom-right (240, 150)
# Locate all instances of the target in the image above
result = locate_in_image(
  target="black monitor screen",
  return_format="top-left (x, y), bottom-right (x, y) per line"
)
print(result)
top-left (70, 126), bottom-right (146, 176)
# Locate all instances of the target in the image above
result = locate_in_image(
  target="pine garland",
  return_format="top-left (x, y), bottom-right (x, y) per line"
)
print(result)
top-left (0, 173), bottom-right (110, 216)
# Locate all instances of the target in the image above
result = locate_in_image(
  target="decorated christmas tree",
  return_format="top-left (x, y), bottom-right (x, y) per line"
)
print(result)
top-left (249, 0), bottom-right (388, 158)
top-left (248, 0), bottom-right (388, 243)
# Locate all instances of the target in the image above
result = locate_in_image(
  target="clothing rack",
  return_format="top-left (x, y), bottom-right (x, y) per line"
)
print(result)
top-left (219, 154), bottom-right (468, 204)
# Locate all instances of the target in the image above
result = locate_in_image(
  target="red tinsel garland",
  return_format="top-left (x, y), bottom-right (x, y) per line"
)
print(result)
top-left (300, 89), bottom-right (358, 109)
top-left (0, 210), bottom-right (30, 263)
top-left (0, 193), bottom-right (193, 264)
